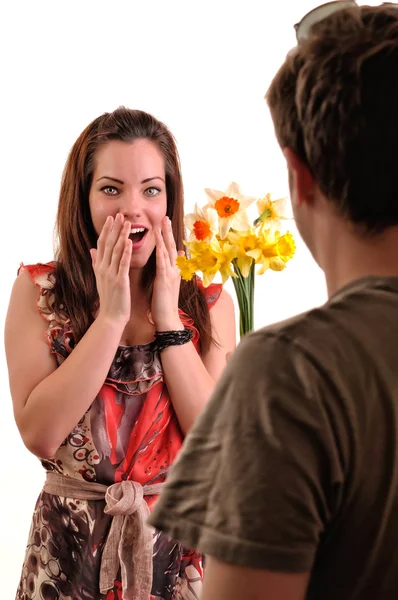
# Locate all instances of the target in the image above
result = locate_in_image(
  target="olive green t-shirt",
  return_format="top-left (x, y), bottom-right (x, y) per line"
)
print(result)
top-left (149, 277), bottom-right (398, 599)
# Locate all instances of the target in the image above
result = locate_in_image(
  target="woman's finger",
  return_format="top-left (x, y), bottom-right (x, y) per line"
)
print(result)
top-left (90, 248), bottom-right (97, 269)
top-left (155, 228), bottom-right (167, 274)
top-left (118, 238), bottom-right (133, 278)
top-left (111, 221), bottom-right (131, 273)
top-left (162, 216), bottom-right (178, 266)
top-left (96, 216), bottom-right (113, 263)
top-left (102, 213), bottom-right (125, 266)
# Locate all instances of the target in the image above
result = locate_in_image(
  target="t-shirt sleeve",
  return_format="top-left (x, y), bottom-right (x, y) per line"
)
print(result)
top-left (148, 330), bottom-right (343, 572)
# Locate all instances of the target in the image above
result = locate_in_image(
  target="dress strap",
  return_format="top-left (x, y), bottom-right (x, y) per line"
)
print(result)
top-left (18, 262), bottom-right (58, 323)
top-left (18, 262), bottom-right (73, 357)
top-left (197, 278), bottom-right (223, 309)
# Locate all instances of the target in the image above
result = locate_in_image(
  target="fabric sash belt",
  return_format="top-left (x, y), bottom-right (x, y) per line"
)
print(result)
top-left (44, 471), bottom-right (163, 600)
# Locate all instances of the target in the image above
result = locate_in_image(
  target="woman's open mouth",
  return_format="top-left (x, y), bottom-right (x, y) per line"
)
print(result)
top-left (129, 227), bottom-right (147, 244)
top-left (128, 226), bottom-right (148, 250)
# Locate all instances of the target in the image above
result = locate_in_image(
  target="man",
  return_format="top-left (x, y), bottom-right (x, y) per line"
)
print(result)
top-left (149, 3), bottom-right (398, 598)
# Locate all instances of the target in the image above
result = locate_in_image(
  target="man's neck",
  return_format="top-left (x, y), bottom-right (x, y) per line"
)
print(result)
top-left (318, 221), bottom-right (398, 298)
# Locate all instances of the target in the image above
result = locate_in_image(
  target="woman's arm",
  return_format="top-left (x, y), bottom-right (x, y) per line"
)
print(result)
top-left (151, 219), bottom-right (236, 434)
top-left (157, 288), bottom-right (236, 434)
top-left (5, 216), bottom-right (132, 459)
top-left (5, 271), bottom-right (126, 459)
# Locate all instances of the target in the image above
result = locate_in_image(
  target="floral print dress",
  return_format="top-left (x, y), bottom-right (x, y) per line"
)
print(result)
top-left (16, 262), bottom-right (222, 600)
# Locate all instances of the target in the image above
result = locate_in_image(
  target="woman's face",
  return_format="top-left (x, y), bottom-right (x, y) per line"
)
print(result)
top-left (89, 138), bottom-right (167, 270)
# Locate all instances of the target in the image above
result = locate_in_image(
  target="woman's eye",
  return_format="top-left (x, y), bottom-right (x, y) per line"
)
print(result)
top-left (101, 186), bottom-right (118, 196)
top-left (145, 187), bottom-right (161, 197)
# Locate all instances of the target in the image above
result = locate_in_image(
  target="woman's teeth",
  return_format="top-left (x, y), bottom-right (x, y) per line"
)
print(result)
top-left (129, 227), bottom-right (147, 243)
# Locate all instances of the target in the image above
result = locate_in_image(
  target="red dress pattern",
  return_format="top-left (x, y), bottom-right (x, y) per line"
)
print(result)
top-left (15, 262), bottom-right (222, 600)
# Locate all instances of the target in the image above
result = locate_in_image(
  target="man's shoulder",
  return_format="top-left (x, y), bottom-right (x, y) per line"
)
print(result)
top-left (230, 299), bottom-right (359, 392)
top-left (240, 304), bottom-right (332, 356)
top-left (232, 280), bottom-right (396, 407)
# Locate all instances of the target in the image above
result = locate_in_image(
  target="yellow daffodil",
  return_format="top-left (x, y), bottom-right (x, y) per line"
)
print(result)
top-left (247, 230), bottom-right (296, 275)
top-left (178, 182), bottom-right (297, 337)
top-left (186, 239), bottom-right (237, 287)
top-left (184, 203), bottom-right (219, 242)
top-left (176, 254), bottom-right (198, 281)
top-left (227, 229), bottom-right (261, 278)
top-left (254, 193), bottom-right (290, 231)
top-left (204, 182), bottom-right (256, 239)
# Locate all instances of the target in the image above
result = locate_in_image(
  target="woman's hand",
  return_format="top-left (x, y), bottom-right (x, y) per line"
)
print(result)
top-left (90, 213), bottom-right (132, 327)
top-left (152, 216), bottom-right (184, 331)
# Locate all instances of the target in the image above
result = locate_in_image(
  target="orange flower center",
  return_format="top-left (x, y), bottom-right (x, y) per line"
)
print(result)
top-left (193, 220), bottom-right (211, 241)
top-left (215, 196), bottom-right (240, 218)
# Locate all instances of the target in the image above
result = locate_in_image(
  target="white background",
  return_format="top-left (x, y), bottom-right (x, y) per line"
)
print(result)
top-left (1, 0), bottom-right (374, 593)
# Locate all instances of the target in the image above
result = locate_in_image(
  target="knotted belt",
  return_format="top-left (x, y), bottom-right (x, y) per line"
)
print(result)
top-left (43, 471), bottom-right (163, 600)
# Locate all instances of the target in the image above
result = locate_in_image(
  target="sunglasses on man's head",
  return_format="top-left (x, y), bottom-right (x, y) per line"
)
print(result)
top-left (294, 1), bottom-right (398, 41)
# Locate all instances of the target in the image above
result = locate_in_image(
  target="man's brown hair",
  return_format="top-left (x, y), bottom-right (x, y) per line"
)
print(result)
top-left (267, 4), bottom-right (398, 232)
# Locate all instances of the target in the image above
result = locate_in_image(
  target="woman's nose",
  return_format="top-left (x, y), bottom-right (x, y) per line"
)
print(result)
top-left (122, 190), bottom-right (143, 218)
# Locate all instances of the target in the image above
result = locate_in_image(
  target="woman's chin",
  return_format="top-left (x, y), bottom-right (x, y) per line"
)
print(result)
top-left (129, 260), bottom-right (145, 271)
top-left (129, 252), bottom-right (151, 270)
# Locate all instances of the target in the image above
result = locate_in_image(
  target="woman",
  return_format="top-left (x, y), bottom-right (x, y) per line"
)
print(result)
top-left (5, 107), bottom-right (236, 600)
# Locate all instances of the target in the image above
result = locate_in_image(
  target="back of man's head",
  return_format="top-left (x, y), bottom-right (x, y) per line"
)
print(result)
top-left (267, 4), bottom-right (398, 233)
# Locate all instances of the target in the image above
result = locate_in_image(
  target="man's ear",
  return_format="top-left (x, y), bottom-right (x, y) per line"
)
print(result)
top-left (283, 148), bottom-right (315, 207)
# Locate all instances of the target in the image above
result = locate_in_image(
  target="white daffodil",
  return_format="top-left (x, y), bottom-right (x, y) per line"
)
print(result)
top-left (204, 182), bottom-right (257, 239)
top-left (254, 193), bottom-right (291, 231)
top-left (184, 203), bottom-right (219, 242)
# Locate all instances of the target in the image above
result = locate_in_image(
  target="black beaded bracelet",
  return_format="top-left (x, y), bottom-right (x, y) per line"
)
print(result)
top-left (154, 328), bottom-right (194, 353)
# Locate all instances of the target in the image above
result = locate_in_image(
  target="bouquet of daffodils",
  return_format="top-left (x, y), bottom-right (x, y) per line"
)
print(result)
top-left (177, 182), bottom-right (296, 336)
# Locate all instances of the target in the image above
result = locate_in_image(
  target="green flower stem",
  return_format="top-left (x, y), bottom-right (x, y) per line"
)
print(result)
top-left (232, 260), bottom-right (255, 337)
top-left (253, 207), bottom-right (272, 227)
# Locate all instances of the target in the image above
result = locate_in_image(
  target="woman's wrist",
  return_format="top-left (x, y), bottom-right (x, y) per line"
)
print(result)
top-left (154, 314), bottom-right (184, 332)
top-left (94, 313), bottom-right (127, 344)
top-left (155, 328), bottom-right (194, 353)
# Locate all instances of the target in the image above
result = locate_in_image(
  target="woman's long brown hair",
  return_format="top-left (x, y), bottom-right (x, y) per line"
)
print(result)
top-left (53, 107), bottom-right (213, 353)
